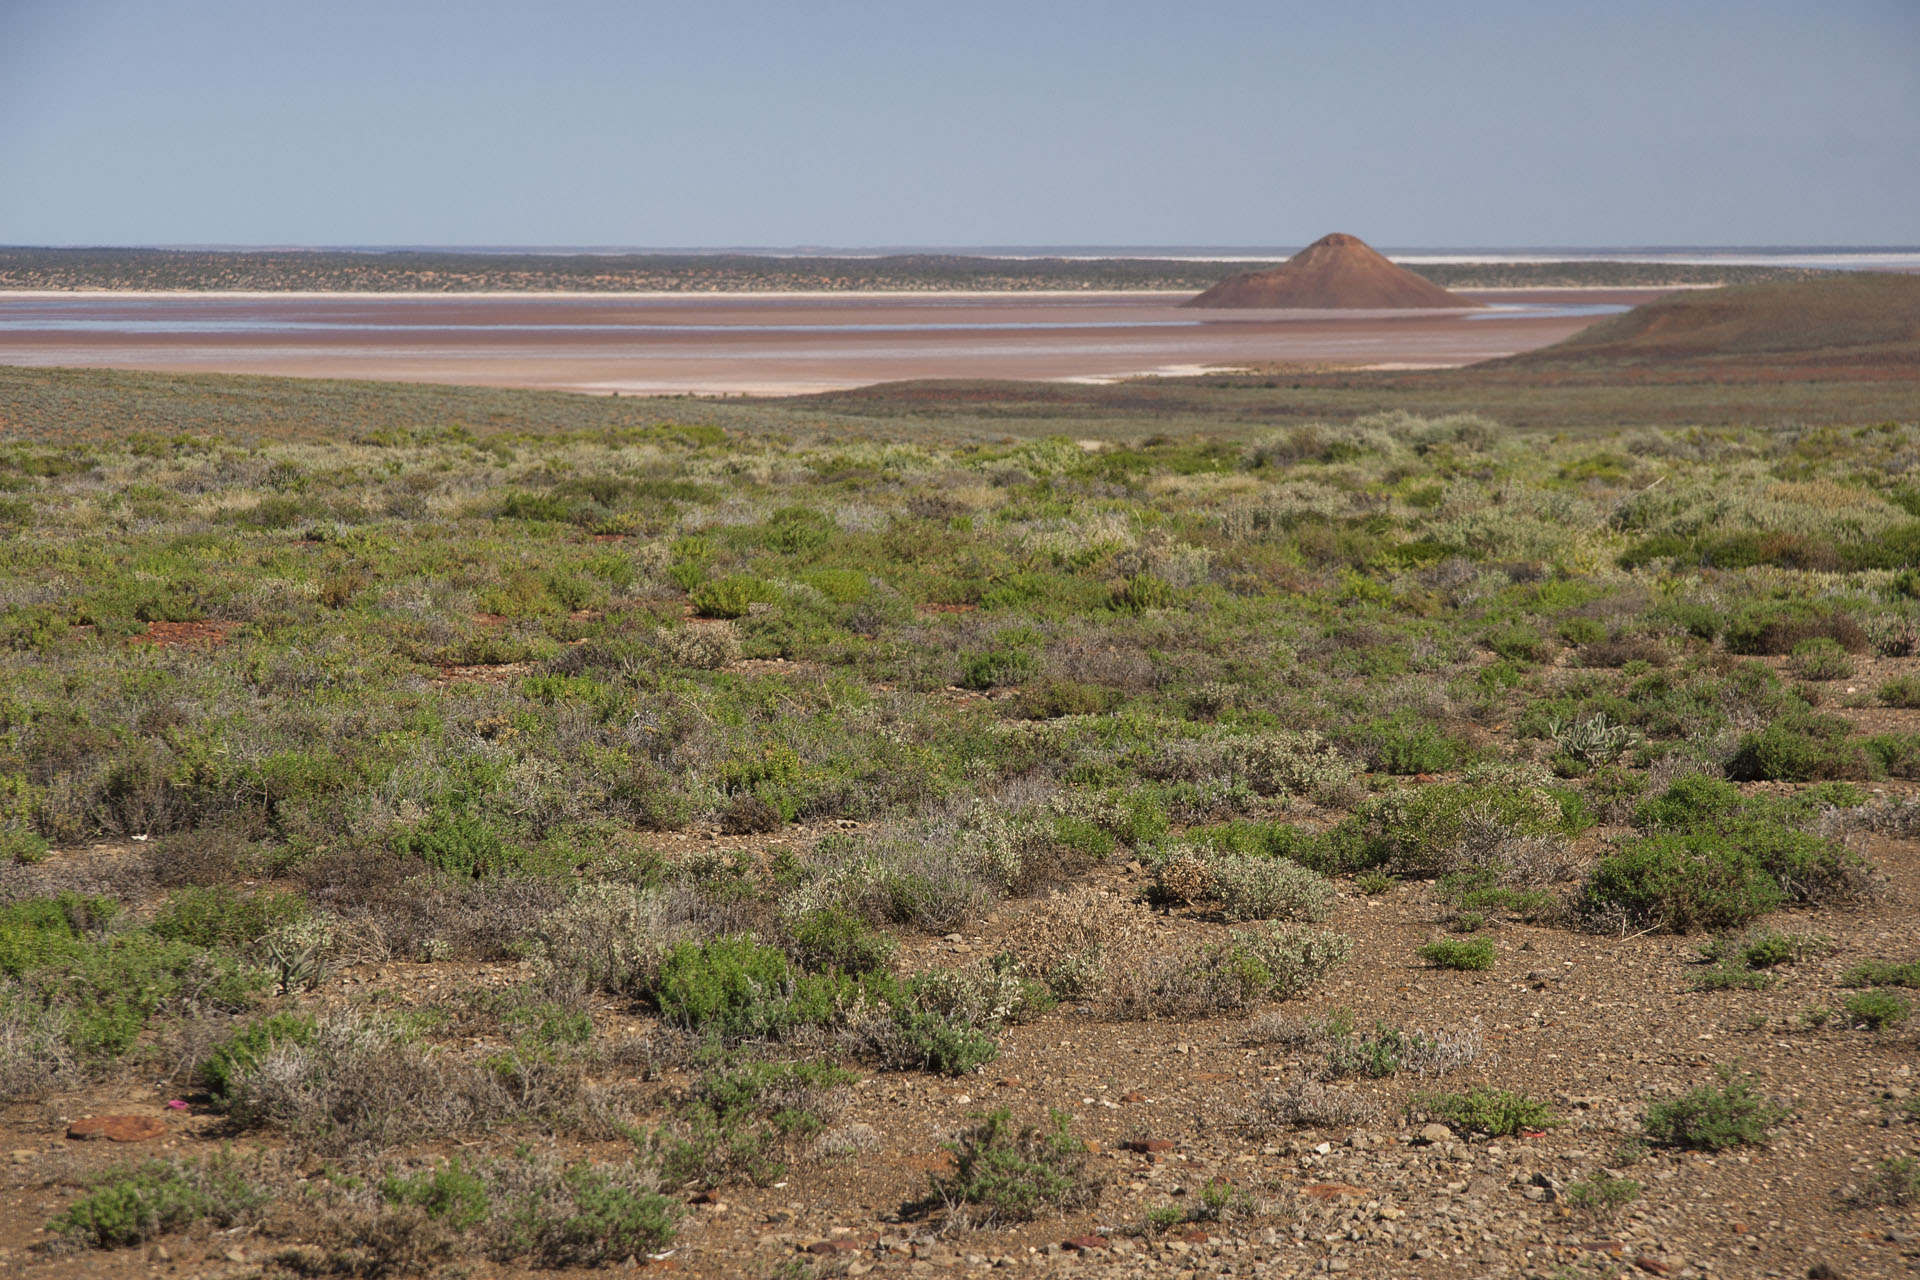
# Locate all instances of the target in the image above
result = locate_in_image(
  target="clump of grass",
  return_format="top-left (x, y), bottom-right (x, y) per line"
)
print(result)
top-left (1419, 937), bottom-right (1495, 971)
top-left (1642, 1066), bottom-right (1791, 1150)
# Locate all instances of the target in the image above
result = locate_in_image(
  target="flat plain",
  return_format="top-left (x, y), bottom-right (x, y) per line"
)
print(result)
top-left (0, 277), bottom-right (1918, 1280)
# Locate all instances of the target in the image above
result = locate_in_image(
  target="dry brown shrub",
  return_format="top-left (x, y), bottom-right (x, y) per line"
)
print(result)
top-left (1234, 1078), bottom-right (1378, 1135)
top-left (997, 885), bottom-right (1161, 999)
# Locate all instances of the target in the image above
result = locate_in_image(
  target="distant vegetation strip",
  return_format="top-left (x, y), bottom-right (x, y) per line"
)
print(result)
top-left (0, 248), bottom-right (1828, 293)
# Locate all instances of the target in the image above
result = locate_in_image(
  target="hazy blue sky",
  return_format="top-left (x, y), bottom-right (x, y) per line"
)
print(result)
top-left (2, 0), bottom-right (1916, 248)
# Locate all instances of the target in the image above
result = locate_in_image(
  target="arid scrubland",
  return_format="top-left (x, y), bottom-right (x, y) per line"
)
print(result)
top-left (1, 370), bottom-right (1918, 1277)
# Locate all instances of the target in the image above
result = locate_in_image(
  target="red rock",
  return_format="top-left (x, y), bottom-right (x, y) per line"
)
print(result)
top-left (1063, 1236), bottom-right (1107, 1252)
top-left (1301, 1182), bottom-right (1370, 1201)
top-left (66, 1115), bottom-right (165, 1143)
top-left (1634, 1257), bottom-right (1673, 1276)
top-left (1185, 234), bottom-right (1480, 310)
top-left (1122, 1138), bottom-right (1176, 1154)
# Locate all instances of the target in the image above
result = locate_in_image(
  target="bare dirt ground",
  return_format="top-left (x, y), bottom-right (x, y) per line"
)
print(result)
top-left (3, 794), bottom-right (1915, 1280)
top-left (0, 291), bottom-right (1661, 396)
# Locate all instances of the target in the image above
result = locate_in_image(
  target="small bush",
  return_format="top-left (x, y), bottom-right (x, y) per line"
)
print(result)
top-left (1839, 958), bottom-right (1920, 988)
top-left (959, 647), bottom-right (1038, 690)
top-left (923, 1108), bottom-right (1101, 1228)
top-left (1208, 855), bottom-right (1335, 923)
top-left (1419, 937), bottom-right (1494, 971)
top-left (1878, 674), bottom-right (1920, 708)
top-left (1234, 1078), bottom-right (1377, 1134)
top-left (200, 1013), bottom-right (317, 1109)
top-left (492, 1159), bottom-right (678, 1266)
top-left (1791, 637), bottom-right (1855, 681)
top-left (1414, 1088), bottom-right (1555, 1137)
top-left (1842, 989), bottom-right (1911, 1030)
top-left (689, 575), bottom-right (769, 620)
top-left (150, 885), bottom-right (305, 949)
top-left (787, 906), bottom-right (895, 976)
top-left (381, 1160), bottom-right (493, 1230)
top-left (1565, 1174), bottom-right (1641, 1222)
top-left (1642, 1066), bottom-right (1790, 1150)
top-left (53, 1157), bottom-right (264, 1248)
top-left (1851, 1156), bottom-right (1920, 1208)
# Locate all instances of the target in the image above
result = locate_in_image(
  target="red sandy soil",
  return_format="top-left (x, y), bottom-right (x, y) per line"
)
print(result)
top-left (1187, 235), bottom-right (1478, 310)
top-left (0, 290), bottom-right (1661, 396)
top-left (127, 621), bottom-right (234, 648)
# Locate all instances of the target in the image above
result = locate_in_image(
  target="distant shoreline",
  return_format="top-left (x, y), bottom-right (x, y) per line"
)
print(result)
top-left (0, 284), bottom-right (1717, 302)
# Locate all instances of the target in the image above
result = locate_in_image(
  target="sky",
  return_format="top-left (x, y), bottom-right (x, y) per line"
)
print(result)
top-left (1, 0), bottom-right (1917, 250)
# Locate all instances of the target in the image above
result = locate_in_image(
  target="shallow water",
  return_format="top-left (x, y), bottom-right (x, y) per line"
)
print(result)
top-left (0, 290), bottom-right (1650, 394)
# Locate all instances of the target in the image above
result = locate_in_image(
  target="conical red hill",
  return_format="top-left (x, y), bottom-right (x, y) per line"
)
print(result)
top-left (1185, 233), bottom-right (1479, 309)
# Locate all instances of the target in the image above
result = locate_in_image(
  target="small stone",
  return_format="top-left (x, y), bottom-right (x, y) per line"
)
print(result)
top-left (1123, 1138), bottom-right (1176, 1154)
top-left (66, 1115), bottom-right (166, 1143)
top-left (1301, 1182), bottom-right (1370, 1201)
top-left (1417, 1123), bottom-right (1454, 1145)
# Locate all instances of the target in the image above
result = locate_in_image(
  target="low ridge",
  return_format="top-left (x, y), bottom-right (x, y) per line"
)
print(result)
top-left (1491, 272), bottom-right (1920, 372)
top-left (1185, 232), bottom-right (1479, 309)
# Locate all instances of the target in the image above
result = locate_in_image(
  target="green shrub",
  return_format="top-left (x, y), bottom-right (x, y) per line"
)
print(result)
top-left (1642, 1067), bottom-right (1790, 1150)
top-left (150, 886), bottom-right (306, 950)
top-left (1352, 715), bottom-right (1466, 775)
top-left (1583, 777), bottom-right (1865, 931)
top-left (787, 906), bottom-right (896, 976)
top-left (381, 1160), bottom-right (492, 1230)
top-left (924, 1108), bottom-right (1101, 1227)
top-left (1419, 938), bottom-right (1494, 971)
top-left (52, 1158), bottom-right (264, 1248)
top-left (1842, 989), bottom-right (1911, 1030)
top-left (887, 1008), bottom-right (1000, 1076)
top-left (1415, 1088), bottom-right (1555, 1137)
top-left (652, 935), bottom-right (875, 1042)
top-left (689, 575), bottom-right (770, 620)
top-left (200, 1013), bottom-right (317, 1109)
top-left (392, 810), bottom-right (523, 878)
top-left (1879, 674), bottom-right (1920, 708)
top-left (1109, 574), bottom-right (1175, 614)
top-left (0, 893), bottom-right (117, 975)
top-left (1727, 718), bottom-right (1872, 782)
top-left (1790, 637), bottom-right (1854, 680)
top-left (656, 1059), bottom-right (858, 1189)
top-left (1, 826), bottom-right (49, 864)
top-left (495, 1161), bottom-right (678, 1266)
top-left (1484, 624), bottom-right (1552, 663)
top-left (1852, 1156), bottom-right (1920, 1208)
top-left (1839, 958), bottom-right (1920, 988)
top-left (1565, 1174), bottom-right (1641, 1221)
top-left (959, 647), bottom-right (1038, 690)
